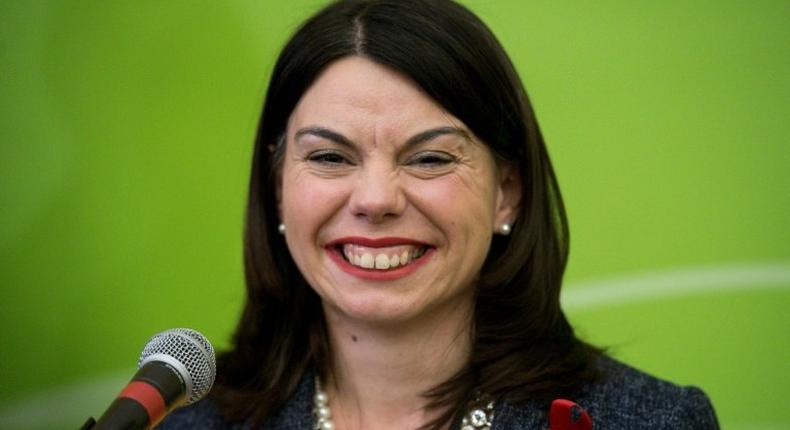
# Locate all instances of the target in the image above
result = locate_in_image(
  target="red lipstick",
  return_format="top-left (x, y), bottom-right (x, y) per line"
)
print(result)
top-left (326, 236), bottom-right (429, 247)
top-left (325, 237), bottom-right (434, 281)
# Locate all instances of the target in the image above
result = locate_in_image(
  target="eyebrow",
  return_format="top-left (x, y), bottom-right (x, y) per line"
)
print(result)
top-left (293, 125), bottom-right (471, 148)
top-left (406, 126), bottom-right (472, 147)
top-left (294, 127), bottom-right (353, 147)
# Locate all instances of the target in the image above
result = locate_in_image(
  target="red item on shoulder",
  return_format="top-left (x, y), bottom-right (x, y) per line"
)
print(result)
top-left (549, 399), bottom-right (592, 430)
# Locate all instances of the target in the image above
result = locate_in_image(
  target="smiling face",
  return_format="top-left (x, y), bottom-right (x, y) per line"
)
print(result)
top-left (279, 56), bottom-right (519, 326)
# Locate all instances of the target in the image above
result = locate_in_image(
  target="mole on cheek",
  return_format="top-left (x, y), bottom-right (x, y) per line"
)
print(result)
top-left (351, 335), bottom-right (358, 342)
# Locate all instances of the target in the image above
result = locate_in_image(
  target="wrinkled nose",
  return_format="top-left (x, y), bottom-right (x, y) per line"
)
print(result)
top-left (348, 164), bottom-right (406, 223)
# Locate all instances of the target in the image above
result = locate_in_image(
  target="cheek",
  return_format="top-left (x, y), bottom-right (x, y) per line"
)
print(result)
top-left (405, 176), bottom-right (497, 237)
top-left (281, 172), bottom-right (350, 239)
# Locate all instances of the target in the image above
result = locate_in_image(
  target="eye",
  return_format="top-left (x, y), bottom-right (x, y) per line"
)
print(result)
top-left (407, 151), bottom-right (456, 168)
top-left (306, 150), bottom-right (353, 166)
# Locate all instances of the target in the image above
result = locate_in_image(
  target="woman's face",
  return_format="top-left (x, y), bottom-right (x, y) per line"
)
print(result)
top-left (279, 56), bottom-right (519, 325)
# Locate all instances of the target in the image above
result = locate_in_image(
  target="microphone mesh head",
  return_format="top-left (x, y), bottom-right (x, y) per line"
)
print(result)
top-left (138, 328), bottom-right (217, 405)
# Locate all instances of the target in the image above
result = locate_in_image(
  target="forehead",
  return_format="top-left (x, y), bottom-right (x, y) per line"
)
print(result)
top-left (288, 56), bottom-right (463, 138)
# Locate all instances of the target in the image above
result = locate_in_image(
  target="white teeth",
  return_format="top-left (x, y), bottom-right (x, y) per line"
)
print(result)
top-left (375, 254), bottom-right (390, 269)
top-left (344, 247), bottom-right (352, 262)
top-left (341, 244), bottom-right (426, 270)
top-left (360, 253), bottom-right (374, 269)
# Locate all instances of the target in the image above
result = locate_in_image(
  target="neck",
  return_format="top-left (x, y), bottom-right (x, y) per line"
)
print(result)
top-left (321, 298), bottom-right (473, 430)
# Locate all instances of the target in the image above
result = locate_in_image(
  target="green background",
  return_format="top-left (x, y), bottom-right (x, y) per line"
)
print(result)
top-left (1, 1), bottom-right (788, 429)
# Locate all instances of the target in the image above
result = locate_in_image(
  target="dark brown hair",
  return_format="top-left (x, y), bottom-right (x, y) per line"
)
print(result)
top-left (212, 0), bottom-right (600, 428)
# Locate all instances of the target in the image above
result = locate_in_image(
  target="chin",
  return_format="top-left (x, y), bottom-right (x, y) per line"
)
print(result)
top-left (325, 295), bottom-right (424, 326)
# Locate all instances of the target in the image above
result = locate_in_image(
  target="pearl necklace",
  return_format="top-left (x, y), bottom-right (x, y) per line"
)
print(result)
top-left (313, 376), bottom-right (495, 430)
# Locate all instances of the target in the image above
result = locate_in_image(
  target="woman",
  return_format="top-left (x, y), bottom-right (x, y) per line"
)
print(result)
top-left (160, 0), bottom-right (718, 428)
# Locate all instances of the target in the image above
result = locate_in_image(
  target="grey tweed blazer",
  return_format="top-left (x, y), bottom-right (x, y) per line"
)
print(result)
top-left (157, 356), bottom-right (719, 429)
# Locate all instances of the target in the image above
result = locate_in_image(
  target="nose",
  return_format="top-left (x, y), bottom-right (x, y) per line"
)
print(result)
top-left (348, 162), bottom-right (406, 223)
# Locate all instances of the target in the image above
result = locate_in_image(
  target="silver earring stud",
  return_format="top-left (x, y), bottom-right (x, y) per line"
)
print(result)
top-left (500, 223), bottom-right (511, 235)
top-left (278, 223), bottom-right (286, 234)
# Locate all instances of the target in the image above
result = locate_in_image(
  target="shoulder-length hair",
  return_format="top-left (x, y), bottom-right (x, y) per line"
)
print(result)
top-left (212, 0), bottom-right (600, 428)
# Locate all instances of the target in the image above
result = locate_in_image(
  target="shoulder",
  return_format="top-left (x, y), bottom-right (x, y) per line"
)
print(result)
top-left (576, 356), bottom-right (719, 429)
top-left (156, 370), bottom-right (316, 430)
top-left (155, 398), bottom-right (242, 430)
top-left (494, 356), bottom-right (719, 430)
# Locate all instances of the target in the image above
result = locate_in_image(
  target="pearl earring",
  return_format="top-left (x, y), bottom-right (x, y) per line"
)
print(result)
top-left (278, 223), bottom-right (286, 234)
top-left (500, 223), bottom-right (511, 235)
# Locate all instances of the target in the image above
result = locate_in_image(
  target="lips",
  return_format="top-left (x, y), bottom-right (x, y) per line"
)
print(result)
top-left (326, 237), bottom-right (432, 273)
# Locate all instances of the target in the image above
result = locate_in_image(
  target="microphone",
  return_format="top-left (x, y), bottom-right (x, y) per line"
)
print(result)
top-left (83, 328), bottom-right (216, 430)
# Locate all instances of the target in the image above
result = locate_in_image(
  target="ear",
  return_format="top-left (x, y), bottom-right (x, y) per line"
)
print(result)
top-left (493, 163), bottom-right (522, 233)
top-left (269, 138), bottom-right (285, 221)
top-left (276, 181), bottom-right (283, 221)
